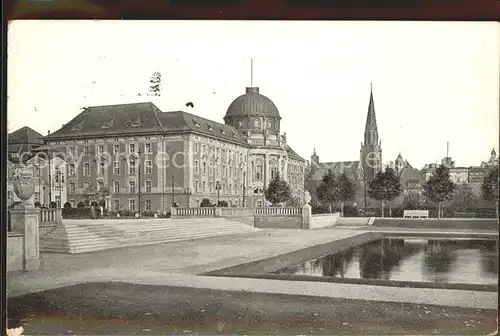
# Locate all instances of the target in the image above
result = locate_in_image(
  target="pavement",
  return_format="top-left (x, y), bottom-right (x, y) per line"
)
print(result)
top-left (7, 227), bottom-right (499, 310)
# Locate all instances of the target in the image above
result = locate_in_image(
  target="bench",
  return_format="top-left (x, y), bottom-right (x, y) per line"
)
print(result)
top-left (403, 210), bottom-right (429, 218)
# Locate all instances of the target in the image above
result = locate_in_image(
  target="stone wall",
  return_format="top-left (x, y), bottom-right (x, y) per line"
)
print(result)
top-left (373, 218), bottom-right (499, 230)
top-left (310, 213), bottom-right (341, 229)
top-left (254, 216), bottom-right (302, 229)
top-left (7, 233), bottom-right (24, 272)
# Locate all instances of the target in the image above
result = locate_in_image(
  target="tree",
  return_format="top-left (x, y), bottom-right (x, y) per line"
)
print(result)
top-left (316, 169), bottom-right (337, 213)
top-left (422, 164), bottom-right (456, 219)
top-left (149, 71), bottom-right (162, 97)
top-left (336, 173), bottom-right (355, 217)
top-left (450, 183), bottom-right (478, 211)
top-left (367, 167), bottom-right (402, 217)
top-left (200, 198), bottom-right (212, 207)
top-left (383, 167), bottom-right (402, 217)
top-left (264, 172), bottom-right (292, 206)
top-left (481, 167), bottom-right (499, 218)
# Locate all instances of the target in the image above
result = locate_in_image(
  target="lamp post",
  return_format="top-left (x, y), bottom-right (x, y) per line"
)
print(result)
top-left (215, 180), bottom-right (221, 206)
top-left (171, 176), bottom-right (175, 208)
top-left (184, 188), bottom-right (191, 207)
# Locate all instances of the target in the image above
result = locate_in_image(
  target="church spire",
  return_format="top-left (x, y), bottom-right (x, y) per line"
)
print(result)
top-left (364, 83), bottom-right (379, 146)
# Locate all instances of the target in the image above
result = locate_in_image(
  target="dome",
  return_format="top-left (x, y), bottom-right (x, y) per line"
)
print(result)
top-left (224, 87), bottom-right (281, 119)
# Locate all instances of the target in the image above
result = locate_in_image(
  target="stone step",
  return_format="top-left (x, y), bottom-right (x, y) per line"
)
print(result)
top-left (40, 218), bottom-right (259, 253)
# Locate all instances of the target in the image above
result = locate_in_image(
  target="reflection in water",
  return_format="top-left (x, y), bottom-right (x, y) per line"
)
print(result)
top-left (275, 238), bottom-right (498, 285)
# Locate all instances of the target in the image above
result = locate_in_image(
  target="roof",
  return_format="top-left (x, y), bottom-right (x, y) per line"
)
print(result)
top-left (224, 87), bottom-right (281, 120)
top-left (398, 166), bottom-right (426, 186)
top-left (8, 126), bottom-right (44, 145)
top-left (364, 86), bottom-right (378, 143)
top-left (157, 110), bottom-right (249, 145)
top-left (44, 102), bottom-right (166, 140)
top-left (309, 161), bottom-right (361, 180)
top-left (286, 146), bottom-right (305, 162)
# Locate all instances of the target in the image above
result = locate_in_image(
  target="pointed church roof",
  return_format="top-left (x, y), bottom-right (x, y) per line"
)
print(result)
top-left (364, 84), bottom-right (378, 136)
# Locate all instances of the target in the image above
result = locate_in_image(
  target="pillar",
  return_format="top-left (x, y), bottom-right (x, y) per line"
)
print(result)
top-left (302, 203), bottom-right (312, 229)
top-left (10, 205), bottom-right (40, 270)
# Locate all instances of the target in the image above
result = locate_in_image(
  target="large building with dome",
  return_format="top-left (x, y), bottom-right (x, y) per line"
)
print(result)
top-left (42, 86), bottom-right (306, 212)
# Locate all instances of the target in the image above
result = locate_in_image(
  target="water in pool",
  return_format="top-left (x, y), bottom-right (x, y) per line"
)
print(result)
top-left (274, 238), bottom-right (498, 285)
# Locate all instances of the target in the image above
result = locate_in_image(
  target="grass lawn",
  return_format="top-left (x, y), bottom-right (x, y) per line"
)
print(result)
top-left (8, 282), bottom-right (498, 335)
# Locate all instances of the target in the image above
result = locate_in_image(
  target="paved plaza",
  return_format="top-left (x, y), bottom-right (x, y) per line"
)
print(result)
top-left (8, 227), bottom-right (498, 310)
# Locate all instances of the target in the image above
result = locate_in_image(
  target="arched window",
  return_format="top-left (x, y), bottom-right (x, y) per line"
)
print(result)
top-left (270, 166), bottom-right (278, 180)
top-left (253, 118), bottom-right (261, 128)
top-left (267, 119), bottom-right (273, 129)
top-left (255, 161), bottom-right (263, 181)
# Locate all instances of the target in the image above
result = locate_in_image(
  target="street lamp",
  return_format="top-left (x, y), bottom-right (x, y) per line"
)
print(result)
top-left (171, 176), bottom-right (175, 208)
top-left (184, 188), bottom-right (191, 208)
top-left (215, 180), bottom-right (221, 206)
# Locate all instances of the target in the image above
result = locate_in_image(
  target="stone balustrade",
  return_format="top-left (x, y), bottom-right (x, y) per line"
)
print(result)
top-left (39, 208), bottom-right (62, 236)
top-left (254, 207), bottom-right (303, 216)
top-left (173, 207), bottom-right (216, 217)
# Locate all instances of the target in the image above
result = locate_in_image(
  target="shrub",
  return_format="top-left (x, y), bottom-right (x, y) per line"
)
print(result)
top-left (62, 207), bottom-right (91, 219)
top-left (91, 201), bottom-right (99, 207)
top-left (34, 201), bottom-right (41, 208)
top-left (142, 210), bottom-right (155, 217)
top-left (476, 208), bottom-right (497, 218)
top-left (200, 198), bottom-right (212, 207)
top-left (49, 201), bottom-right (57, 209)
top-left (217, 200), bottom-right (229, 207)
top-left (63, 202), bottom-right (72, 208)
top-left (77, 201), bottom-right (86, 208)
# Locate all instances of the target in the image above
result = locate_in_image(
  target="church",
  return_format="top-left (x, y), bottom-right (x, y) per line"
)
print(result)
top-left (306, 85), bottom-right (383, 208)
top-left (41, 84), bottom-right (306, 213)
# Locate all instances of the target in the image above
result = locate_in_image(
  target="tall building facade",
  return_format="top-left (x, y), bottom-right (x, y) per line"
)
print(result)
top-left (42, 87), bottom-right (306, 212)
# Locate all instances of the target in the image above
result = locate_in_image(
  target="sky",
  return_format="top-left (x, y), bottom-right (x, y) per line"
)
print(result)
top-left (7, 20), bottom-right (499, 169)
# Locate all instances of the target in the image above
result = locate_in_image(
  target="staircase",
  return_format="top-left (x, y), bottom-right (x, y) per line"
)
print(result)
top-left (40, 218), bottom-right (260, 254)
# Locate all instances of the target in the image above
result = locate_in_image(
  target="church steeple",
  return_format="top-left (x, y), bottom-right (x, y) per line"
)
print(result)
top-left (364, 83), bottom-right (378, 146)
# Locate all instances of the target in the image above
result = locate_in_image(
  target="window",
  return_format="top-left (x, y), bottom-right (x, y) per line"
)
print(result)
top-left (222, 183), bottom-right (226, 194)
top-left (256, 200), bottom-right (262, 207)
top-left (229, 184), bottom-right (232, 194)
top-left (271, 167), bottom-right (278, 180)
top-left (113, 161), bottom-right (120, 175)
top-left (194, 143), bottom-right (199, 153)
top-left (129, 143), bottom-right (136, 153)
top-left (209, 182), bottom-right (213, 193)
top-left (98, 145), bottom-right (104, 155)
top-left (255, 162), bottom-right (263, 181)
top-left (99, 162), bottom-right (105, 175)
top-left (216, 148), bottom-right (220, 157)
top-left (114, 144), bottom-right (120, 155)
top-left (239, 153), bottom-right (242, 162)
top-left (84, 146), bottom-right (89, 155)
top-left (61, 173), bottom-right (65, 183)
top-left (55, 196), bottom-right (61, 208)
top-left (84, 163), bottom-right (90, 176)
top-left (69, 164), bottom-right (76, 176)
top-left (129, 199), bottom-right (136, 211)
top-left (145, 180), bottom-right (152, 193)
top-left (129, 181), bottom-right (136, 194)
top-left (203, 162), bottom-right (207, 175)
top-left (69, 182), bottom-right (75, 194)
top-left (202, 145), bottom-right (206, 155)
top-left (114, 200), bottom-right (120, 211)
top-left (34, 192), bottom-right (40, 201)
top-left (195, 161), bottom-right (199, 174)
top-left (202, 181), bottom-right (206, 192)
top-left (229, 167), bottom-right (232, 178)
top-left (195, 180), bottom-right (199, 192)
top-left (145, 200), bottom-right (152, 211)
top-left (145, 161), bottom-right (152, 174)
top-left (113, 181), bottom-right (120, 194)
top-left (145, 143), bottom-right (152, 154)
top-left (223, 165), bottom-right (226, 178)
top-left (209, 162), bottom-right (213, 175)
top-left (68, 146), bottom-right (75, 157)
top-left (98, 180), bottom-right (104, 191)
top-left (129, 160), bottom-right (136, 174)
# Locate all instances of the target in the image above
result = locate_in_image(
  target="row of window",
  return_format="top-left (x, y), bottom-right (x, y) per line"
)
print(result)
top-left (193, 143), bottom-right (247, 162)
top-left (193, 180), bottom-right (243, 195)
top-left (68, 180), bottom-right (154, 194)
top-left (68, 143), bottom-right (154, 157)
top-left (70, 160), bottom-right (154, 177)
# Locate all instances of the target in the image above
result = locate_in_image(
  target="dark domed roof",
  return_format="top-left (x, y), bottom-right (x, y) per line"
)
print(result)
top-left (225, 87), bottom-right (281, 119)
